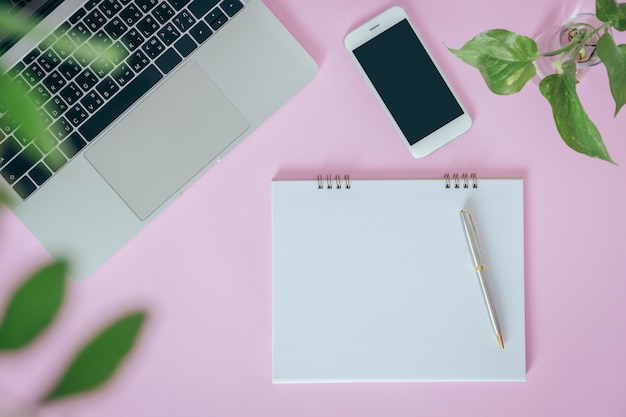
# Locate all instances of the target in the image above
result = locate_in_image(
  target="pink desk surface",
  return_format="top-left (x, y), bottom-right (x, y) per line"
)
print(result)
top-left (2, 0), bottom-right (626, 416)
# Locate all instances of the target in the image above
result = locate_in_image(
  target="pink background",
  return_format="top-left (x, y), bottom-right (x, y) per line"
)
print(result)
top-left (2, 0), bottom-right (626, 415)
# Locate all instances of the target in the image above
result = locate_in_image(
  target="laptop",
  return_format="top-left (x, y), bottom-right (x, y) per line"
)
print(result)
top-left (0, 0), bottom-right (318, 280)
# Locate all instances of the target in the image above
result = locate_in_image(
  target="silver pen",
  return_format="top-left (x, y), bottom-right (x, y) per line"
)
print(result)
top-left (460, 209), bottom-right (504, 349)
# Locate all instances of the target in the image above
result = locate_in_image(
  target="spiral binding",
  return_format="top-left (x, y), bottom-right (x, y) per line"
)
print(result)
top-left (444, 173), bottom-right (478, 189)
top-left (317, 174), bottom-right (351, 189)
top-left (316, 174), bottom-right (477, 189)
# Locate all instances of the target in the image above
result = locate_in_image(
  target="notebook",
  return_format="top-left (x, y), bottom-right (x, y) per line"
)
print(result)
top-left (0, 0), bottom-right (317, 280)
top-left (272, 174), bottom-right (526, 383)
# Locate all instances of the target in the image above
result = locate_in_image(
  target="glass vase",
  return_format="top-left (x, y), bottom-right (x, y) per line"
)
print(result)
top-left (534, 13), bottom-right (611, 80)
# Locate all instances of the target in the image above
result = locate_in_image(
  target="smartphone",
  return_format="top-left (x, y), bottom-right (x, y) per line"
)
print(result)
top-left (344, 6), bottom-right (472, 158)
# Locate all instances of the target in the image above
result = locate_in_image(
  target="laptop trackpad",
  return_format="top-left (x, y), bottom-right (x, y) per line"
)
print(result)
top-left (86, 62), bottom-right (250, 220)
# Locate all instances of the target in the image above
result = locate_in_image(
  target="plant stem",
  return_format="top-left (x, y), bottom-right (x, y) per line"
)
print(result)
top-left (588, 22), bottom-right (610, 39)
top-left (536, 22), bottom-right (610, 61)
top-left (536, 31), bottom-right (585, 58)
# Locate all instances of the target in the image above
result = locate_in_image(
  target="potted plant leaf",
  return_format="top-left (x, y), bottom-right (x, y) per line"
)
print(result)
top-left (448, 0), bottom-right (626, 164)
top-left (0, 7), bottom-right (145, 414)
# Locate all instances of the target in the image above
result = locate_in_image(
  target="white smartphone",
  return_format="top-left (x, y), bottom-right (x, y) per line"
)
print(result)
top-left (345, 6), bottom-right (472, 158)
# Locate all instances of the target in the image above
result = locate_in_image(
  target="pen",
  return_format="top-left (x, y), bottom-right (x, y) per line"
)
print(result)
top-left (460, 209), bottom-right (504, 349)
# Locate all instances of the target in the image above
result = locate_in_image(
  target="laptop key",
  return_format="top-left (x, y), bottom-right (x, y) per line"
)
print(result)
top-left (171, 10), bottom-right (195, 32)
top-left (137, 15), bottom-right (159, 37)
top-left (39, 33), bottom-right (58, 51)
top-left (79, 64), bottom-right (163, 141)
top-left (43, 70), bottom-right (66, 94)
top-left (22, 49), bottom-right (40, 65)
top-left (0, 113), bottom-right (20, 135)
top-left (23, 62), bottom-right (46, 86)
top-left (206, 9), bottom-right (227, 31)
top-left (33, 134), bottom-right (58, 155)
top-left (52, 36), bottom-right (77, 60)
top-left (188, 0), bottom-right (219, 19)
top-left (189, 21), bottom-right (212, 44)
top-left (166, 0), bottom-right (191, 10)
top-left (69, 7), bottom-right (87, 24)
top-left (113, 64), bottom-right (134, 87)
top-left (157, 23), bottom-right (181, 46)
top-left (120, 4), bottom-right (144, 26)
top-left (121, 27), bottom-right (144, 51)
top-left (220, 0), bottom-right (243, 17)
top-left (38, 49), bottom-right (62, 72)
top-left (84, 9), bottom-right (108, 32)
top-left (68, 23), bottom-right (92, 45)
top-left (59, 57), bottom-right (82, 79)
top-left (96, 76), bottom-right (120, 99)
top-left (84, 0), bottom-right (102, 11)
top-left (142, 36), bottom-right (165, 59)
top-left (66, 104), bottom-right (89, 127)
top-left (155, 48), bottom-right (182, 74)
top-left (76, 68), bottom-right (99, 91)
top-left (136, 0), bottom-right (158, 13)
top-left (80, 91), bottom-right (104, 113)
top-left (0, 136), bottom-right (21, 168)
top-left (7, 62), bottom-right (25, 78)
top-left (46, 97), bottom-right (69, 120)
top-left (173, 34), bottom-right (197, 57)
top-left (127, 50), bottom-right (150, 73)
top-left (59, 133), bottom-right (87, 158)
top-left (103, 17), bottom-right (127, 39)
top-left (153, 2), bottom-right (175, 23)
top-left (1, 144), bottom-right (42, 184)
top-left (92, 30), bottom-right (113, 52)
top-left (44, 148), bottom-right (68, 172)
top-left (50, 117), bottom-right (73, 140)
top-left (59, 82), bottom-right (83, 105)
top-left (29, 162), bottom-right (53, 186)
top-left (14, 126), bottom-right (35, 146)
top-left (75, 43), bottom-right (98, 66)
top-left (13, 176), bottom-right (37, 199)
top-left (109, 41), bottom-right (129, 65)
top-left (100, 0), bottom-right (123, 18)
top-left (91, 55), bottom-right (115, 77)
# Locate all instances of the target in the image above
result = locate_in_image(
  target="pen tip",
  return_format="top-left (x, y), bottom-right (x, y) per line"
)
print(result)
top-left (496, 333), bottom-right (504, 349)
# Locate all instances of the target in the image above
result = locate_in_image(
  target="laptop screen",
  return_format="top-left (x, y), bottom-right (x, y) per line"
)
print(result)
top-left (0, 0), bottom-right (65, 55)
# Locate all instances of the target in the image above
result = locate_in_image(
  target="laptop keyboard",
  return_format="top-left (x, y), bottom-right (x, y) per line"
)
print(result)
top-left (0, 0), bottom-right (245, 200)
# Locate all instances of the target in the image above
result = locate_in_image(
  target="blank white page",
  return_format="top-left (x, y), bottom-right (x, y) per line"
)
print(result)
top-left (272, 177), bottom-right (525, 383)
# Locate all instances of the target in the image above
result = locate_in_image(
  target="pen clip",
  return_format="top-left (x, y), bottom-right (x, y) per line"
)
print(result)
top-left (460, 209), bottom-right (484, 268)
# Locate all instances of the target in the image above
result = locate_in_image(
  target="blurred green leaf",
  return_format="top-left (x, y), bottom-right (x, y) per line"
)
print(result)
top-left (0, 5), bottom-right (37, 40)
top-left (596, 32), bottom-right (626, 115)
top-left (596, 0), bottom-right (626, 31)
top-left (42, 311), bottom-right (147, 404)
top-left (0, 188), bottom-right (10, 206)
top-left (539, 62), bottom-right (615, 163)
top-left (449, 29), bottom-right (538, 95)
top-left (0, 262), bottom-right (67, 350)
top-left (0, 72), bottom-right (51, 147)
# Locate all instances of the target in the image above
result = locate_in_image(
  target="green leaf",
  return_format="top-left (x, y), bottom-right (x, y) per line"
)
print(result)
top-left (449, 29), bottom-right (538, 95)
top-left (0, 188), bottom-right (10, 207)
top-left (0, 5), bottom-right (38, 40)
top-left (0, 72), bottom-right (54, 160)
top-left (539, 62), bottom-right (615, 163)
top-left (596, 0), bottom-right (626, 31)
top-left (42, 311), bottom-right (147, 403)
top-left (596, 32), bottom-right (626, 115)
top-left (0, 262), bottom-right (67, 350)
top-left (0, 4), bottom-right (119, 71)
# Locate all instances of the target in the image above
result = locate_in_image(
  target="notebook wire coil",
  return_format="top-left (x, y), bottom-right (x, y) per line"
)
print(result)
top-left (445, 173), bottom-right (478, 189)
top-left (317, 174), bottom-right (477, 189)
top-left (317, 175), bottom-right (351, 189)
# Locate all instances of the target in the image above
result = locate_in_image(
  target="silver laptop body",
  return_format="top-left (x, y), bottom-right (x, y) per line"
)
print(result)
top-left (0, 0), bottom-right (317, 279)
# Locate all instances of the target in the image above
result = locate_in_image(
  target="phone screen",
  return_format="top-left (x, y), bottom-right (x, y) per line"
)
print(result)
top-left (352, 19), bottom-right (463, 145)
